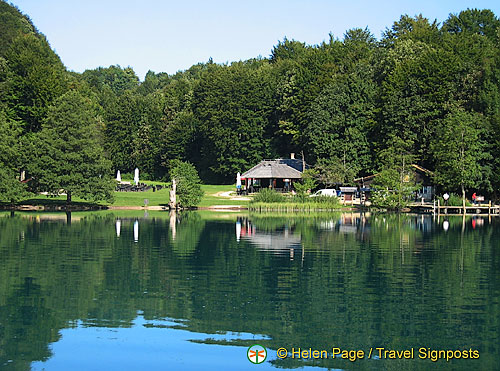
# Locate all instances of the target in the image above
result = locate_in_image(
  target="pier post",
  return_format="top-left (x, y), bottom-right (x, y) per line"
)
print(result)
top-left (437, 199), bottom-right (440, 217)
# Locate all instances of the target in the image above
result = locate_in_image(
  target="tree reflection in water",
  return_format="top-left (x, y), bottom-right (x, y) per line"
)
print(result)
top-left (0, 211), bottom-right (498, 370)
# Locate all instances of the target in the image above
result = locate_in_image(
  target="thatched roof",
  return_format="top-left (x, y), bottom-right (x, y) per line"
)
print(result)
top-left (242, 160), bottom-right (303, 179)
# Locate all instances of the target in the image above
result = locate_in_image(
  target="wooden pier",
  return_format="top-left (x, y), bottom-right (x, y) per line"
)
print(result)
top-left (410, 200), bottom-right (500, 215)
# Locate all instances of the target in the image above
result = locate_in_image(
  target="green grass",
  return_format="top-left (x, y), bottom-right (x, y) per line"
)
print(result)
top-left (111, 183), bottom-right (250, 208)
top-left (112, 184), bottom-right (250, 208)
top-left (112, 187), bottom-right (170, 206)
top-left (9, 183), bottom-right (250, 208)
top-left (15, 187), bottom-right (170, 208)
top-left (197, 184), bottom-right (251, 207)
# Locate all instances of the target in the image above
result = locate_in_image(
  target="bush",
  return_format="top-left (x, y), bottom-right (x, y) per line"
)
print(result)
top-left (438, 193), bottom-right (472, 206)
top-left (309, 195), bottom-right (341, 206)
top-left (251, 188), bottom-right (285, 203)
top-left (291, 193), bottom-right (308, 203)
top-left (370, 190), bottom-right (409, 210)
top-left (290, 194), bottom-right (341, 206)
top-left (294, 169), bottom-right (317, 196)
top-left (170, 160), bottom-right (204, 208)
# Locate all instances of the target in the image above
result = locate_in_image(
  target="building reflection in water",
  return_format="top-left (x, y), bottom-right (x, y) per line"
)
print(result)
top-left (236, 217), bottom-right (301, 258)
top-left (234, 213), bottom-right (460, 253)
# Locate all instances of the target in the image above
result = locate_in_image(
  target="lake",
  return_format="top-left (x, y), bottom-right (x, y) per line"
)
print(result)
top-left (0, 211), bottom-right (498, 370)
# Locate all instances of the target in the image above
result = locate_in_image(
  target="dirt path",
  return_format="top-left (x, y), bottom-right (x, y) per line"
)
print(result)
top-left (214, 191), bottom-right (251, 201)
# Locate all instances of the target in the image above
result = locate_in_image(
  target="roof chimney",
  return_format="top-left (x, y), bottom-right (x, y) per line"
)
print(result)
top-left (290, 153), bottom-right (295, 159)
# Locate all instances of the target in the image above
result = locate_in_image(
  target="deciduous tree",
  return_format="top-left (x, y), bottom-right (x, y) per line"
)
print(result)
top-left (431, 108), bottom-right (489, 206)
top-left (27, 90), bottom-right (114, 203)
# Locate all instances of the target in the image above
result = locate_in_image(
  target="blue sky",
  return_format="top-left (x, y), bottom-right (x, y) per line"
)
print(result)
top-left (9, 0), bottom-right (500, 80)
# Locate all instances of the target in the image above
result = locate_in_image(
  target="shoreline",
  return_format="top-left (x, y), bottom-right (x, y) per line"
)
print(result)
top-left (0, 204), bottom-right (249, 212)
top-left (2, 204), bottom-right (499, 216)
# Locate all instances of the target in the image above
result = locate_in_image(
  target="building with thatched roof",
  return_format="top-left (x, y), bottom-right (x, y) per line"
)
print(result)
top-left (241, 154), bottom-right (306, 192)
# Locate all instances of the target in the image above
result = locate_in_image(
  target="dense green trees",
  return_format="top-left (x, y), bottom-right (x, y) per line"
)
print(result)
top-left (192, 60), bottom-right (276, 182)
top-left (431, 108), bottom-right (489, 205)
top-left (305, 65), bottom-right (376, 173)
top-left (371, 136), bottom-right (419, 209)
top-left (4, 33), bottom-right (68, 133)
top-left (2, 0), bottom-right (500, 201)
top-left (27, 91), bottom-right (115, 202)
top-left (0, 111), bottom-right (28, 202)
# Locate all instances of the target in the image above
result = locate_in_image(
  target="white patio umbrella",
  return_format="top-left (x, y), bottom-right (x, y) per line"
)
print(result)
top-left (134, 168), bottom-right (139, 185)
top-left (116, 170), bottom-right (121, 182)
top-left (236, 172), bottom-right (241, 187)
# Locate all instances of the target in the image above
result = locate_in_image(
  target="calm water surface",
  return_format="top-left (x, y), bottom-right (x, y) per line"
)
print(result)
top-left (0, 211), bottom-right (499, 370)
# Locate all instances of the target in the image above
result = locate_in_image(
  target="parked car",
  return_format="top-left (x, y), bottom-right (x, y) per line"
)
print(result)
top-left (310, 189), bottom-right (337, 197)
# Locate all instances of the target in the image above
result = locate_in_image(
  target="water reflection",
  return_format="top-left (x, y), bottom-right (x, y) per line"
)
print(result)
top-left (443, 219), bottom-right (449, 231)
top-left (115, 219), bottom-right (121, 237)
top-left (0, 212), bottom-right (499, 370)
top-left (133, 219), bottom-right (139, 242)
top-left (236, 217), bottom-right (302, 254)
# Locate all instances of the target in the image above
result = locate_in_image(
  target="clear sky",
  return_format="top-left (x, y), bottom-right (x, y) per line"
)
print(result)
top-left (8, 0), bottom-right (500, 80)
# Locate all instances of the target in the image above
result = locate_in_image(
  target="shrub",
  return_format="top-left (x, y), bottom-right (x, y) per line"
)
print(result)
top-left (170, 160), bottom-right (204, 208)
top-left (251, 188), bottom-right (285, 203)
top-left (438, 193), bottom-right (472, 206)
top-left (294, 169), bottom-right (317, 196)
top-left (370, 189), bottom-right (408, 210)
top-left (309, 195), bottom-right (341, 206)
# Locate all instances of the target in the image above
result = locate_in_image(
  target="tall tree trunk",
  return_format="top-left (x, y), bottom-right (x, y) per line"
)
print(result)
top-left (67, 191), bottom-right (72, 204)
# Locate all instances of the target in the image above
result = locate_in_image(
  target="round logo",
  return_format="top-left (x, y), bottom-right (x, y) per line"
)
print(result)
top-left (247, 344), bottom-right (267, 364)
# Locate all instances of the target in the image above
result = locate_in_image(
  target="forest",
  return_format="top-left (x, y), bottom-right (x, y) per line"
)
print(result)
top-left (1, 0), bottom-right (500, 201)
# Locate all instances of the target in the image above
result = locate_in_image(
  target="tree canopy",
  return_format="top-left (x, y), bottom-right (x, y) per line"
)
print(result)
top-left (27, 90), bottom-right (115, 203)
top-left (1, 0), bottom-right (500, 201)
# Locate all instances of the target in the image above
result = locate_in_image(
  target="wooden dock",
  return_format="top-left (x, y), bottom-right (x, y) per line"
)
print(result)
top-left (410, 201), bottom-right (500, 215)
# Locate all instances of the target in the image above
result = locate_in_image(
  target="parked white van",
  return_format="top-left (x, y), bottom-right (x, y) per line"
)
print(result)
top-left (310, 189), bottom-right (337, 197)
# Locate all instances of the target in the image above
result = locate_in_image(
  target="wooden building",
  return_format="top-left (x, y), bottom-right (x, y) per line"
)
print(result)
top-left (241, 155), bottom-right (306, 193)
top-left (340, 186), bottom-right (358, 203)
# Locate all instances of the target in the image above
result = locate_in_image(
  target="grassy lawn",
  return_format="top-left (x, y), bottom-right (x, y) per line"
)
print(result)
top-left (112, 187), bottom-right (170, 206)
top-left (197, 184), bottom-right (251, 207)
top-left (11, 183), bottom-right (251, 208)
